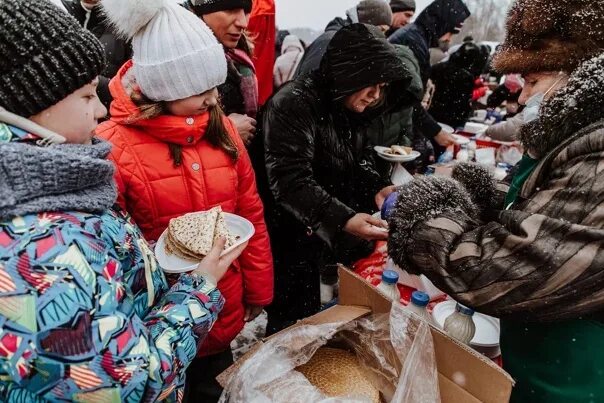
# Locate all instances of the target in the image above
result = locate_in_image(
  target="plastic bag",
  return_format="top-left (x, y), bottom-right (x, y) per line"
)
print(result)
top-left (219, 304), bottom-right (440, 403)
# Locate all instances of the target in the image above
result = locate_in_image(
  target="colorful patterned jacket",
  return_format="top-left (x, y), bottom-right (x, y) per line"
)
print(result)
top-left (0, 123), bottom-right (224, 402)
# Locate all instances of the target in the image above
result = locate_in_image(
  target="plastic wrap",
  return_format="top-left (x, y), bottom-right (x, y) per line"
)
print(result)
top-left (219, 304), bottom-right (440, 403)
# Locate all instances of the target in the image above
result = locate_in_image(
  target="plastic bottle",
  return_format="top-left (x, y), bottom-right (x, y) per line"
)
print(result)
top-left (443, 303), bottom-right (476, 345)
top-left (376, 270), bottom-right (401, 303)
top-left (406, 291), bottom-right (436, 325)
top-left (456, 145), bottom-right (469, 162)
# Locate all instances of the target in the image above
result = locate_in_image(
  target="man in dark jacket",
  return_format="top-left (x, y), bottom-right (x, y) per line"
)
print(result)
top-left (385, 0), bottom-right (416, 37)
top-left (61, 0), bottom-right (131, 109)
top-left (389, 0), bottom-right (471, 149)
top-left (295, 0), bottom-right (393, 77)
top-left (263, 24), bottom-right (413, 333)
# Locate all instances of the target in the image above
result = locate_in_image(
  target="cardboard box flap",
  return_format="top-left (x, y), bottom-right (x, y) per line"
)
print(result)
top-left (432, 330), bottom-right (514, 403)
top-left (301, 304), bottom-right (371, 326)
top-left (338, 264), bottom-right (392, 315)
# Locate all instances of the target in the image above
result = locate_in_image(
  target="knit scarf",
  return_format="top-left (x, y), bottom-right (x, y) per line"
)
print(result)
top-left (0, 123), bottom-right (116, 221)
top-left (226, 48), bottom-right (259, 117)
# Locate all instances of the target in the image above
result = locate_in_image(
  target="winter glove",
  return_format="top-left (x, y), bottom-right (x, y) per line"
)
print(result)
top-left (451, 163), bottom-right (508, 219)
top-left (387, 176), bottom-right (478, 273)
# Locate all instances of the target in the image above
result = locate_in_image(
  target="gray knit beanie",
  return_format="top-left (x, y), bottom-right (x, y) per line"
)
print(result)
top-left (390, 0), bottom-right (416, 13)
top-left (356, 0), bottom-right (393, 27)
top-left (0, 0), bottom-right (106, 117)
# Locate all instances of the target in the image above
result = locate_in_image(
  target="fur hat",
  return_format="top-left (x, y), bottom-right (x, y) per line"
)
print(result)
top-left (103, 0), bottom-right (227, 102)
top-left (492, 0), bottom-right (604, 74)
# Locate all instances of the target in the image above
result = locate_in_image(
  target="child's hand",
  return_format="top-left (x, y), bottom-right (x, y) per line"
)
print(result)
top-left (193, 237), bottom-right (248, 284)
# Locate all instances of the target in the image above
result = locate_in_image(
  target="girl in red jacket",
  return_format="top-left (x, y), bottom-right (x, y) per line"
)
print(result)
top-left (96, 1), bottom-right (273, 401)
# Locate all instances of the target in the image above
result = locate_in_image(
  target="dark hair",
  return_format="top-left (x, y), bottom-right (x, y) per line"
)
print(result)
top-left (130, 90), bottom-right (239, 166)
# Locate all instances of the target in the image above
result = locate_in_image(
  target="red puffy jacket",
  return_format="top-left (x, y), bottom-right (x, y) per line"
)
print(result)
top-left (97, 61), bottom-right (273, 356)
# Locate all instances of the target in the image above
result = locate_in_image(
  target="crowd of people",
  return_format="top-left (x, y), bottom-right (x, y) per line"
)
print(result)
top-left (0, 0), bottom-right (603, 402)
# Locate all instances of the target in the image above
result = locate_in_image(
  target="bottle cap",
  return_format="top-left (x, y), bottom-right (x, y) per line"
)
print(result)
top-left (455, 303), bottom-right (475, 316)
top-left (411, 291), bottom-right (430, 307)
top-left (381, 270), bottom-right (399, 284)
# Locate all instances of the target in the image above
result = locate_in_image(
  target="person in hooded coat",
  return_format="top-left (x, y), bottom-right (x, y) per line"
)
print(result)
top-left (387, 0), bottom-right (604, 401)
top-left (273, 34), bottom-right (305, 88)
top-left (262, 24), bottom-right (415, 334)
top-left (294, 0), bottom-right (393, 78)
top-left (429, 42), bottom-right (487, 129)
top-left (388, 0), bottom-right (471, 153)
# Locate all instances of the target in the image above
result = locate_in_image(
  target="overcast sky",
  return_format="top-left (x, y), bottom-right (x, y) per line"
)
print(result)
top-left (275, 0), bottom-right (432, 30)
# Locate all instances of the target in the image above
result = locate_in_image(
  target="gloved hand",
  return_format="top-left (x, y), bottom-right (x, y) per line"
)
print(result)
top-left (387, 176), bottom-right (478, 272)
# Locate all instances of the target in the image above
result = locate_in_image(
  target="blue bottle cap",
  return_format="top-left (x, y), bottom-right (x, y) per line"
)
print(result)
top-left (381, 270), bottom-right (399, 284)
top-left (411, 291), bottom-right (430, 307)
top-left (455, 303), bottom-right (475, 316)
top-left (381, 191), bottom-right (399, 220)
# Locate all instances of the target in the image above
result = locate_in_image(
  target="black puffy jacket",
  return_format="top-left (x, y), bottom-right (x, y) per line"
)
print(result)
top-left (263, 24), bottom-right (413, 248)
top-left (61, 1), bottom-right (131, 109)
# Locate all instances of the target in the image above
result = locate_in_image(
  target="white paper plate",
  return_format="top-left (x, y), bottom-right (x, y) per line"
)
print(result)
top-left (374, 146), bottom-right (421, 163)
top-left (438, 122), bottom-right (455, 134)
top-left (155, 212), bottom-right (255, 274)
top-left (452, 134), bottom-right (471, 145)
top-left (432, 300), bottom-right (500, 348)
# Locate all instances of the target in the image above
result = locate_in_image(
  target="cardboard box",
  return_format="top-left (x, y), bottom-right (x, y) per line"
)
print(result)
top-left (219, 267), bottom-right (514, 402)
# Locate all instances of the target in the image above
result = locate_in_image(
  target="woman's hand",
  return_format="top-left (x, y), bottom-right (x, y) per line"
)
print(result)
top-left (229, 113), bottom-right (257, 146)
top-left (192, 237), bottom-right (248, 284)
top-left (434, 130), bottom-right (458, 147)
top-left (343, 213), bottom-right (388, 241)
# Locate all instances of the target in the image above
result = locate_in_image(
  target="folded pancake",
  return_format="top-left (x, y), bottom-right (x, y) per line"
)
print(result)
top-left (165, 206), bottom-right (237, 261)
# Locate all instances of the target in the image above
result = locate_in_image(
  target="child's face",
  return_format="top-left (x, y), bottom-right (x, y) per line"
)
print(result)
top-left (29, 78), bottom-right (107, 144)
top-left (167, 88), bottom-right (219, 116)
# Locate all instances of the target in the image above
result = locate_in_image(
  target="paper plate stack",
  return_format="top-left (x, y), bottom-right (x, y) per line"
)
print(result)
top-left (296, 348), bottom-right (380, 403)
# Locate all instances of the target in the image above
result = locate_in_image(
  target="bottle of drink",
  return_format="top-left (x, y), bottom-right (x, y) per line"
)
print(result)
top-left (406, 291), bottom-right (436, 325)
top-left (456, 145), bottom-right (469, 162)
top-left (443, 303), bottom-right (476, 345)
top-left (376, 270), bottom-right (401, 303)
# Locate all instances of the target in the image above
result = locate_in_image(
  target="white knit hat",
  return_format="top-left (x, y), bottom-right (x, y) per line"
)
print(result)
top-left (102, 0), bottom-right (227, 101)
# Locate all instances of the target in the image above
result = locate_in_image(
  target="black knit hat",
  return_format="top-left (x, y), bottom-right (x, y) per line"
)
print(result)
top-left (187, 0), bottom-right (252, 15)
top-left (390, 0), bottom-right (416, 13)
top-left (0, 0), bottom-right (106, 117)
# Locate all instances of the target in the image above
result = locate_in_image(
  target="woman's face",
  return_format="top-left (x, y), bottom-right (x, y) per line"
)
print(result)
top-left (167, 88), bottom-right (219, 116)
top-left (519, 72), bottom-right (569, 105)
top-left (202, 9), bottom-right (249, 49)
top-left (30, 78), bottom-right (107, 144)
top-left (343, 83), bottom-right (387, 113)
